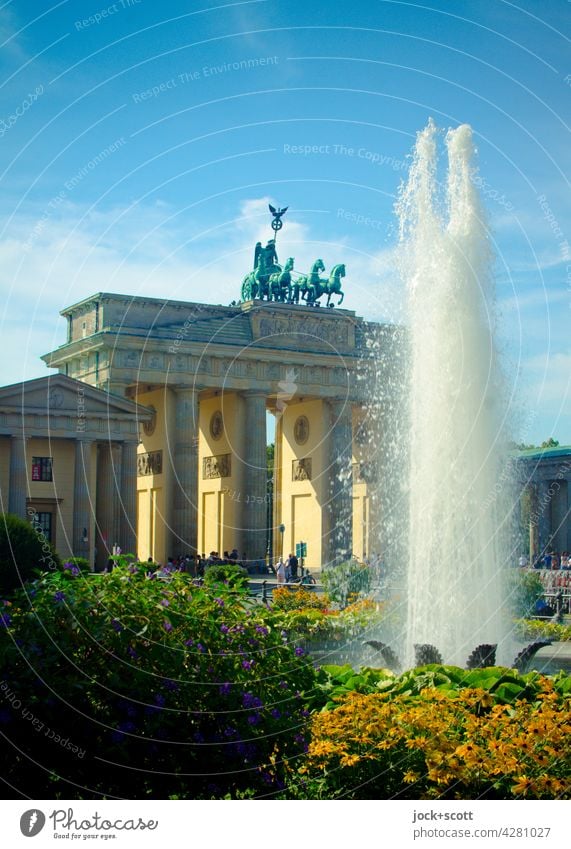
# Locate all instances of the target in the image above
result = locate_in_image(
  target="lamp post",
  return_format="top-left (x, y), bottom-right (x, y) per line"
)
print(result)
top-left (278, 524), bottom-right (285, 559)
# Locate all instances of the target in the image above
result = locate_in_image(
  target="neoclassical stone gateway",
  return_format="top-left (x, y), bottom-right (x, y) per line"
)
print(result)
top-left (42, 293), bottom-right (395, 568)
top-left (516, 445), bottom-right (571, 556)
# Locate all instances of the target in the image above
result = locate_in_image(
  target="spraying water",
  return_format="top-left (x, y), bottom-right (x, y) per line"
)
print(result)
top-left (396, 120), bottom-right (510, 666)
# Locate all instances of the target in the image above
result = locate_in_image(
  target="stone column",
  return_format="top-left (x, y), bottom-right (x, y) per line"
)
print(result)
top-left (326, 399), bottom-right (353, 567)
top-left (8, 435), bottom-right (28, 519)
top-left (243, 392), bottom-right (268, 561)
top-left (119, 441), bottom-right (138, 556)
top-left (537, 479), bottom-right (551, 554)
top-left (95, 442), bottom-right (118, 570)
top-left (172, 386), bottom-right (199, 556)
top-left (72, 439), bottom-right (93, 560)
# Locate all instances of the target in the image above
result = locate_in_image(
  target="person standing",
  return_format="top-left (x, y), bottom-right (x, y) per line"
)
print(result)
top-left (276, 557), bottom-right (286, 585)
top-left (289, 552), bottom-right (299, 581)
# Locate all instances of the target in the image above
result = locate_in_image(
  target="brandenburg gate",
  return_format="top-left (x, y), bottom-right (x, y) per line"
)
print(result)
top-left (43, 214), bottom-right (394, 569)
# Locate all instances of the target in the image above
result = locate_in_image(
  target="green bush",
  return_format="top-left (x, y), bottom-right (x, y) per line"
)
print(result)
top-left (0, 512), bottom-right (61, 595)
top-left (513, 618), bottom-right (571, 642)
top-left (0, 563), bottom-right (316, 798)
top-left (321, 559), bottom-right (371, 607)
top-left (508, 569), bottom-right (544, 617)
top-left (203, 562), bottom-right (249, 590)
top-left (62, 557), bottom-right (90, 573)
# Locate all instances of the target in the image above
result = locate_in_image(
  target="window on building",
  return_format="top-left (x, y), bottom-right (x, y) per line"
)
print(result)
top-left (35, 512), bottom-right (53, 542)
top-left (31, 457), bottom-right (53, 482)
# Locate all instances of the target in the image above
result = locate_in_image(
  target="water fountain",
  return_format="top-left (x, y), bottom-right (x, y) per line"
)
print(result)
top-left (394, 120), bottom-right (511, 667)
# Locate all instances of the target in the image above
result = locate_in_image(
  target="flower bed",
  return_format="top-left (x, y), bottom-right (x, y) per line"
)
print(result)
top-left (287, 665), bottom-right (571, 799)
top-left (0, 562), bottom-right (316, 798)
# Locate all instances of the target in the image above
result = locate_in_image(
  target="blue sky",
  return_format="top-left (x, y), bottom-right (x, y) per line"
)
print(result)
top-left (0, 0), bottom-right (569, 444)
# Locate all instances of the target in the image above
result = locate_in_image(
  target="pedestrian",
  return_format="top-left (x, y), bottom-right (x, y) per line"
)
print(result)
top-left (289, 552), bottom-right (299, 581)
top-left (276, 557), bottom-right (286, 585)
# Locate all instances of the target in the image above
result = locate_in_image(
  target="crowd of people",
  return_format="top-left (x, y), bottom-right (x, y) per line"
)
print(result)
top-left (520, 551), bottom-right (571, 570)
top-left (105, 547), bottom-right (319, 585)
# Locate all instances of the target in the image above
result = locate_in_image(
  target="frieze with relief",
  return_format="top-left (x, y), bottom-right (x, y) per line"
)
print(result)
top-left (257, 316), bottom-right (350, 349)
top-left (138, 450), bottom-right (163, 476)
top-left (203, 453), bottom-right (231, 479)
top-left (292, 458), bottom-right (312, 481)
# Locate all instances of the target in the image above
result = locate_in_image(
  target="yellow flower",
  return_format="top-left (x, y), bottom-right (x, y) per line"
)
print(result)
top-left (512, 775), bottom-right (535, 796)
top-left (340, 754), bottom-right (361, 767)
top-left (406, 735), bottom-right (428, 750)
top-left (403, 770), bottom-right (420, 784)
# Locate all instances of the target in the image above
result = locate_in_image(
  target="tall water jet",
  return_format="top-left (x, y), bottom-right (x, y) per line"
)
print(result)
top-left (397, 121), bottom-right (510, 666)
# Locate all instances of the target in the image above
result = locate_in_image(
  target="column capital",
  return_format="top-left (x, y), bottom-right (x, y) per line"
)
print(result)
top-left (242, 389), bottom-right (270, 400)
top-left (172, 383), bottom-right (203, 395)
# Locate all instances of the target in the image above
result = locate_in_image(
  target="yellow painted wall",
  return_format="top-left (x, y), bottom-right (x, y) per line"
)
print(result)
top-left (135, 387), bottom-right (170, 563)
top-left (27, 438), bottom-right (76, 560)
top-left (279, 399), bottom-right (327, 568)
top-left (198, 393), bottom-right (245, 557)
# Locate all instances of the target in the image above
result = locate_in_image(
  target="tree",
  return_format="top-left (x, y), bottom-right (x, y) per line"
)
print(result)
top-left (0, 513), bottom-right (61, 595)
top-left (510, 437), bottom-right (560, 451)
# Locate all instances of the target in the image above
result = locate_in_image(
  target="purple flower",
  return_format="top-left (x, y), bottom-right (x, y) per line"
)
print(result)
top-left (220, 624), bottom-right (229, 634)
top-left (53, 591), bottom-right (65, 603)
top-left (255, 625), bottom-right (269, 636)
top-left (247, 714), bottom-right (261, 726)
top-left (162, 620), bottom-right (173, 632)
top-left (241, 659), bottom-right (254, 671)
top-left (196, 643), bottom-right (205, 653)
top-left (111, 619), bottom-right (123, 632)
top-left (295, 647), bottom-right (305, 657)
top-left (214, 597), bottom-right (224, 607)
top-left (184, 639), bottom-right (194, 646)
top-left (63, 562), bottom-right (80, 576)
top-left (219, 682), bottom-right (232, 696)
top-left (242, 692), bottom-right (263, 710)
top-left (154, 694), bottom-right (166, 707)
top-left (164, 679), bottom-right (179, 692)
top-left (160, 598), bottom-right (170, 607)
top-left (271, 709), bottom-right (281, 720)
top-left (127, 646), bottom-right (138, 659)
top-left (0, 613), bottom-right (12, 628)
top-left (279, 680), bottom-right (288, 690)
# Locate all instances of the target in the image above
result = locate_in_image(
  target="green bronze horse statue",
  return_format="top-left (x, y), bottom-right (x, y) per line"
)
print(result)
top-left (296, 259), bottom-right (327, 305)
top-left (268, 257), bottom-right (294, 302)
top-left (325, 263), bottom-right (346, 307)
